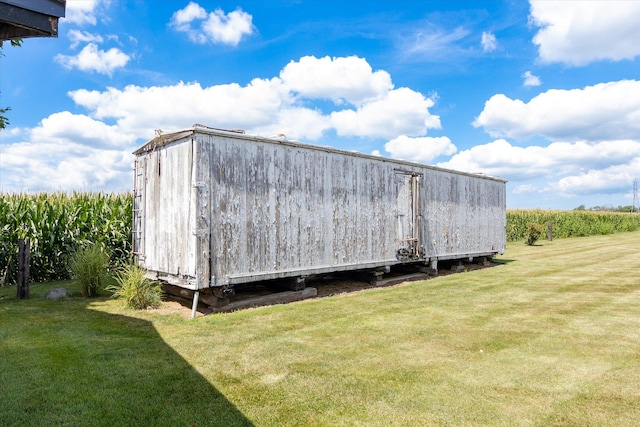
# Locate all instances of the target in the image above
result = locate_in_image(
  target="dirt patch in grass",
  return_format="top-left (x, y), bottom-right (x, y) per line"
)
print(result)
top-left (150, 299), bottom-right (198, 318)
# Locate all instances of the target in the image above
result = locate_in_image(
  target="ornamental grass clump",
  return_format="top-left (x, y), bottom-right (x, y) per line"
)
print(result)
top-left (108, 264), bottom-right (162, 309)
top-left (71, 243), bottom-right (109, 297)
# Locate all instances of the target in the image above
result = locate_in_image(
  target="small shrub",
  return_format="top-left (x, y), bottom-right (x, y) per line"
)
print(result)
top-left (71, 244), bottom-right (109, 297)
top-left (525, 223), bottom-right (544, 246)
top-left (107, 264), bottom-right (162, 309)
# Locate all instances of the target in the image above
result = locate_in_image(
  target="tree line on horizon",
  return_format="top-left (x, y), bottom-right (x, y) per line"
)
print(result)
top-left (573, 204), bottom-right (638, 213)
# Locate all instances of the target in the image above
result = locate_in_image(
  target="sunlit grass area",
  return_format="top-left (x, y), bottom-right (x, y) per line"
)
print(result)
top-left (2, 232), bottom-right (639, 425)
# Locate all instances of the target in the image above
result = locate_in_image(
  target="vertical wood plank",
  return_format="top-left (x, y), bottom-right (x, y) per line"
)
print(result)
top-left (195, 137), bottom-right (211, 288)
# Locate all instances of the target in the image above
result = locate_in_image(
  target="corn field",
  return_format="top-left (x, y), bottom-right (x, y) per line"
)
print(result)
top-left (0, 192), bottom-right (132, 285)
top-left (506, 209), bottom-right (640, 242)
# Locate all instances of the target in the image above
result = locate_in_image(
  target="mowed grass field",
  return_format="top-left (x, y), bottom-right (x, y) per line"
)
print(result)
top-left (1, 232), bottom-right (639, 426)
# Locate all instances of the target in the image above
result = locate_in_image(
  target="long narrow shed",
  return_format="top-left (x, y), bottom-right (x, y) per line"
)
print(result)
top-left (132, 126), bottom-right (506, 306)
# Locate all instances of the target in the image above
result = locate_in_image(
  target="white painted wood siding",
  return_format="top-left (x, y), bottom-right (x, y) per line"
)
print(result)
top-left (134, 128), bottom-right (506, 289)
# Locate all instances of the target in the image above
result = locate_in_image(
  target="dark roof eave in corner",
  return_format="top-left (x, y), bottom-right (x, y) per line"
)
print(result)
top-left (0, 0), bottom-right (66, 40)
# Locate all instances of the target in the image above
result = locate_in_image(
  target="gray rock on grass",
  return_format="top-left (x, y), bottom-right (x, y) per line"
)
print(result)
top-left (45, 288), bottom-right (67, 300)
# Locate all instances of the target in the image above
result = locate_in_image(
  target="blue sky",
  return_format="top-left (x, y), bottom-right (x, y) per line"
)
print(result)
top-left (1, 0), bottom-right (640, 209)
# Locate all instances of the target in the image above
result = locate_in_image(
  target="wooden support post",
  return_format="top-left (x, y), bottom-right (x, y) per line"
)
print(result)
top-left (451, 261), bottom-right (465, 273)
top-left (17, 238), bottom-right (30, 299)
top-left (161, 284), bottom-right (227, 308)
top-left (430, 259), bottom-right (438, 275)
top-left (286, 276), bottom-right (306, 292)
top-left (547, 221), bottom-right (553, 241)
top-left (369, 270), bottom-right (386, 286)
top-left (355, 266), bottom-right (389, 286)
top-left (191, 291), bottom-right (200, 319)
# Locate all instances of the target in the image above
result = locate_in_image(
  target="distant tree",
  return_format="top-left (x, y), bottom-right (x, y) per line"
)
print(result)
top-left (574, 204), bottom-right (636, 212)
top-left (0, 39), bottom-right (22, 130)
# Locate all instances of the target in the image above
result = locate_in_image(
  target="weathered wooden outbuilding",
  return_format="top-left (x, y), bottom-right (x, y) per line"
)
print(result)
top-left (133, 126), bottom-right (506, 310)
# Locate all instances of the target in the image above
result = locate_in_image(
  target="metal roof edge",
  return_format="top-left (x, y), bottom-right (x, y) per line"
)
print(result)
top-left (133, 126), bottom-right (508, 184)
top-left (132, 129), bottom-right (195, 155)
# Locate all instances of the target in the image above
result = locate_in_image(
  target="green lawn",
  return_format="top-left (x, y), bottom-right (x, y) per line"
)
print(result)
top-left (2, 232), bottom-right (640, 426)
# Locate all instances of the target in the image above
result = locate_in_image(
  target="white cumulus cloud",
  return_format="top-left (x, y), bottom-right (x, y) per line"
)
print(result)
top-left (473, 80), bottom-right (640, 141)
top-left (67, 30), bottom-right (104, 49)
top-left (280, 56), bottom-right (393, 106)
top-left (64, 0), bottom-right (102, 26)
top-left (69, 56), bottom-right (440, 142)
top-left (438, 138), bottom-right (640, 196)
top-left (170, 1), bottom-right (207, 31)
top-left (31, 111), bottom-right (137, 149)
top-left (522, 71), bottom-right (541, 87)
top-left (384, 135), bottom-right (457, 163)
top-left (170, 3), bottom-right (254, 46)
top-left (481, 31), bottom-right (497, 52)
top-left (553, 157), bottom-right (640, 196)
top-left (330, 88), bottom-right (440, 139)
top-left (253, 108), bottom-right (331, 141)
top-left (0, 112), bottom-right (136, 192)
top-left (530, 0), bottom-right (640, 66)
top-left (55, 43), bottom-right (130, 76)
top-left (69, 79), bottom-right (291, 138)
